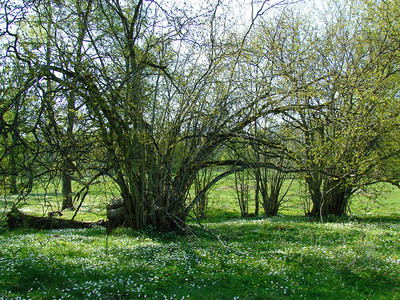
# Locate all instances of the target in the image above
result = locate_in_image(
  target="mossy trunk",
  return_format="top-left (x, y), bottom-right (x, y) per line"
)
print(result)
top-left (109, 162), bottom-right (189, 234)
top-left (308, 177), bottom-right (353, 218)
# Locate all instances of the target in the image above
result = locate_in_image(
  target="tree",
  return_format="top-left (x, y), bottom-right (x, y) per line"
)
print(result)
top-left (0, 53), bottom-right (42, 207)
top-left (1, 0), bottom-right (109, 215)
top-left (234, 0), bottom-right (400, 221)
top-left (10, 0), bottom-right (398, 230)
top-left (250, 0), bottom-right (400, 219)
top-left (255, 156), bottom-right (293, 216)
top-left (18, 0), bottom-right (303, 231)
top-left (304, 0), bottom-right (400, 218)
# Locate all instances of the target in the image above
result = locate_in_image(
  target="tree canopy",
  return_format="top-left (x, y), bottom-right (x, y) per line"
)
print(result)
top-left (1, 0), bottom-right (399, 231)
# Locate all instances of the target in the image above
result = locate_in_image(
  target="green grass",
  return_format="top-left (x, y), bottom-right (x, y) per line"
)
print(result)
top-left (1, 179), bottom-right (400, 299)
top-left (1, 217), bottom-right (399, 299)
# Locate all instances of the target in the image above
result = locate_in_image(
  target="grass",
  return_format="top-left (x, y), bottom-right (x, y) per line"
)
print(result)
top-left (0, 179), bottom-right (400, 299)
top-left (1, 218), bottom-right (399, 299)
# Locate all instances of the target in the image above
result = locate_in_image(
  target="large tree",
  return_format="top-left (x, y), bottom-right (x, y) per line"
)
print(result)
top-left (3, 0), bottom-right (299, 231)
top-left (248, 0), bottom-right (400, 218)
top-left (5, 0), bottom-right (398, 229)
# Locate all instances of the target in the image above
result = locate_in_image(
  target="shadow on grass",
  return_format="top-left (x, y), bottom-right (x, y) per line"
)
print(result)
top-left (190, 208), bottom-right (241, 223)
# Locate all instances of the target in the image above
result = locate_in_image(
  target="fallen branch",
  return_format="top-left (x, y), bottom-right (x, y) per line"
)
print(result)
top-left (6, 209), bottom-right (107, 230)
top-left (187, 214), bottom-right (247, 256)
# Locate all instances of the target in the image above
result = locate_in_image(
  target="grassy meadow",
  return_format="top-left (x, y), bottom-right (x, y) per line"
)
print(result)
top-left (0, 177), bottom-right (400, 299)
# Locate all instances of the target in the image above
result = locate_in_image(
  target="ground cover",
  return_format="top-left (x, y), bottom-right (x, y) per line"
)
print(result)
top-left (0, 181), bottom-right (399, 299)
top-left (1, 216), bottom-right (400, 299)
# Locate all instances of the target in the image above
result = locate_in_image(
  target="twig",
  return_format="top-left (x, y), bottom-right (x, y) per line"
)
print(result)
top-left (186, 214), bottom-right (248, 256)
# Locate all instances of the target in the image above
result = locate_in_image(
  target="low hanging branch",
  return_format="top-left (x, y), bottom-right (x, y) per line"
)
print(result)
top-left (70, 169), bottom-right (110, 221)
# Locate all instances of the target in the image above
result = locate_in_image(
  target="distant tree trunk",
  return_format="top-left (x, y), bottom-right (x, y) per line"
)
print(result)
top-left (61, 163), bottom-right (73, 210)
top-left (9, 173), bottom-right (18, 195)
top-left (9, 144), bottom-right (18, 195)
top-left (252, 155), bottom-right (290, 216)
top-left (61, 93), bottom-right (76, 211)
top-left (254, 169), bottom-right (260, 217)
top-left (9, 113), bottom-right (20, 194)
top-left (234, 169), bottom-right (251, 217)
top-left (61, 0), bottom-right (90, 211)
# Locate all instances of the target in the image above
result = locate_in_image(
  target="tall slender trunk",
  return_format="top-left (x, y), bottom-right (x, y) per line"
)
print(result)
top-left (254, 168), bottom-right (260, 217)
top-left (9, 129), bottom-right (18, 194)
top-left (62, 0), bottom-right (92, 210)
top-left (61, 165), bottom-right (73, 210)
top-left (61, 94), bottom-right (75, 210)
top-left (9, 156), bottom-right (18, 195)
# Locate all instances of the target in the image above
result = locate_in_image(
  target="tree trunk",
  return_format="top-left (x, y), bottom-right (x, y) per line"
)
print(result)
top-left (306, 176), bottom-right (324, 217)
top-left (307, 176), bottom-right (353, 218)
top-left (235, 170), bottom-right (250, 217)
top-left (325, 181), bottom-right (353, 216)
top-left (9, 153), bottom-right (18, 195)
top-left (61, 88), bottom-right (76, 210)
top-left (254, 170), bottom-right (260, 217)
top-left (110, 159), bottom-right (189, 234)
top-left (61, 168), bottom-right (73, 210)
top-left (9, 127), bottom-right (19, 194)
top-left (258, 165), bottom-right (287, 216)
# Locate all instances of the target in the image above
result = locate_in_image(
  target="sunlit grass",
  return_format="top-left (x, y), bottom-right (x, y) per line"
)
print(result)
top-left (0, 177), bottom-right (118, 222)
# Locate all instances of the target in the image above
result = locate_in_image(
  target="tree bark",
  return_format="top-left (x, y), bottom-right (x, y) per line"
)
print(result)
top-left (307, 177), bottom-right (353, 218)
top-left (61, 164), bottom-right (73, 210)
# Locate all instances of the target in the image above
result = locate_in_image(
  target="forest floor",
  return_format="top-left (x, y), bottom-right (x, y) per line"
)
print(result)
top-left (0, 181), bottom-right (400, 299)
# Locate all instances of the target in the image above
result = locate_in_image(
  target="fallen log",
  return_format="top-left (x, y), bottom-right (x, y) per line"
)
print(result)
top-left (6, 209), bottom-right (107, 230)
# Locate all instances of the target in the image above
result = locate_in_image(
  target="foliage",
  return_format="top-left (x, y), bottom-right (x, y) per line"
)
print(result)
top-left (1, 0), bottom-right (400, 231)
top-left (244, 0), bottom-right (400, 219)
